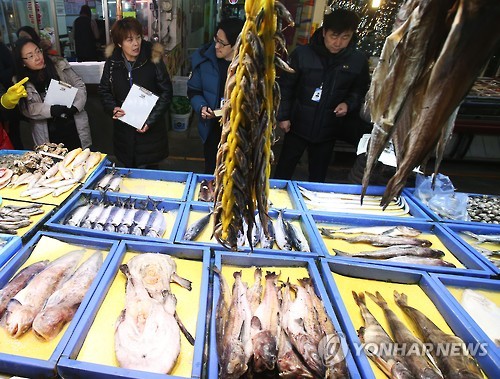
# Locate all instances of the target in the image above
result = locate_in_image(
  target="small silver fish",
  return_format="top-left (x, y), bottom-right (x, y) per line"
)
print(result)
top-left (184, 211), bottom-right (212, 241)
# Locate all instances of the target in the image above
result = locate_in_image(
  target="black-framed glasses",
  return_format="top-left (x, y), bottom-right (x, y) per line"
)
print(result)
top-left (213, 36), bottom-right (230, 47)
top-left (22, 48), bottom-right (43, 61)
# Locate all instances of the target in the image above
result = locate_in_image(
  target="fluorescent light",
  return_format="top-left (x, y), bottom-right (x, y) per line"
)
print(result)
top-left (371, 0), bottom-right (382, 7)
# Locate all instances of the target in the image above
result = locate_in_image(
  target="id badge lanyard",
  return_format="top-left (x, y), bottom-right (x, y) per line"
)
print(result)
top-left (311, 83), bottom-right (322, 102)
top-left (123, 57), bottom-right (135, 87)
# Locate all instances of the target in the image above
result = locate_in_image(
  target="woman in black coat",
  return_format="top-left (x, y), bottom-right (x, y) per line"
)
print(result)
top-left (98, 17), bottom-right (172, 168)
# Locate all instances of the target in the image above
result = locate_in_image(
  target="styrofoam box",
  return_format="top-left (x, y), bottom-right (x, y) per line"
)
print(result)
top-left (428, 273), bottom-right (500, 368)
top-left (82, 166), bottom-right (192, 202)
top-left (308, 213), bottom-right (494, 277)
top-left (208, 251), bottom-right (361, 378)
top-left (443, 223), bottom-right (500, 277)
top-left (0, 231), bottom-right (120, 378)
top-left (319, 259), bottom-right (498, 378)
top-left (0, 234), bottom-right (22, 270)
top-left (175, 202), bottom-right (323, 257)
top-left (45, 190), bottom-right (185, 244)
top-left (57, 241), bottom-right (210, 379)
top-left (294, 181), bottom-right (431, 221)
top-left (186, 173), bottom-right (302, 210)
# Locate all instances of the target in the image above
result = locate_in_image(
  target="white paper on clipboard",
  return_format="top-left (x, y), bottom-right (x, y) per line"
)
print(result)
top-left (120, 84), bottom-right (159, 129)
top-left (43, 79), bottom-right (78, 107)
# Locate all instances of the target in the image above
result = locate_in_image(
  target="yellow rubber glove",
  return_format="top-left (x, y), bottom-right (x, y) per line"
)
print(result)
top-left (1, 77), bottom-right (29, 109)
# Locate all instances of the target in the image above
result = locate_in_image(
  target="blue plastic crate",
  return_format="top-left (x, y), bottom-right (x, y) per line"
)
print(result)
top-left (175, 202), bottom-right (323, 257)
top-left (308, 213), bottom-right (493, 277)
top-left (318, 259), bottom-right (498, 379)
top-left (428, 273), bottom-right (500, 371)
top-left (57, 240), bottom-right (210, 379)
top-left (208, 251), bottom-right (360, 379)
top-left (83, 166), bottom-right (192, 201)
top-left (0, 233), bottom-right (22, 270)
top-left (45, 190), bottom-right (185, 244)
top-left (294, 181), bottom-right (431, 220)
top-left (186, 173), bottom-right (302, 210)
top-left (0, 231), bottom-right (120, 378)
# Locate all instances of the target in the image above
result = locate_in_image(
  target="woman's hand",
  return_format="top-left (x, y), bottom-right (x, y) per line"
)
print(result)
top-left (334, 102), bottom-right (348, 117)
top-left (201, 106), bottom-right (215, 120)
top-left (112, 107), bottom-right (125, 119)
top-left (137, 124), bottom-right (149, 133)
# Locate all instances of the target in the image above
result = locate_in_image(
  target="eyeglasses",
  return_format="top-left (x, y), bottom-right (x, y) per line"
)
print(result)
top-left (22, 48), bottom-right (43, 61)
top-left (213, 36), bottom-right (230, 47)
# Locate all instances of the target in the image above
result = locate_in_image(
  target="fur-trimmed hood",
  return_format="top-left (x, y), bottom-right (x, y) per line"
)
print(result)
top-left (104, 40), bottom-right (164, 64)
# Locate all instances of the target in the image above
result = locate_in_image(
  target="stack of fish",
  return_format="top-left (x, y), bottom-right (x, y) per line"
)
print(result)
top-left (184, 209), bottom-right (310, 252)
top-left (0, 250), bottom-right (103, 341)
top-left (93, 165), bottom-right (128, 192)
top-left (2, 147), bottom-right (101, 199)
top-left (0, 203), bottom-right (45, 234)
top-left (63, 196), bottom-right (169, 238)
top-left (353, 290), bottom-right (483, 378)
top-left (212, 0), bottom-right (294, 250)
top-left (114, 253), bottom-right (193, 374)
top-left (362, 0), bottom-right (500, 206)
top-left (321, 225), bottom-right (455, 267)
top-left (214, 268), bottom-right (349, 378)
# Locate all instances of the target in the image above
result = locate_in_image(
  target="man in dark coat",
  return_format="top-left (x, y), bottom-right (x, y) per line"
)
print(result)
top-left (98, 17), bottom-right (172, 168)
top-left (274, 8), bottom-right (370, 182)
top-left (73, 5), bottom-right (99, 62)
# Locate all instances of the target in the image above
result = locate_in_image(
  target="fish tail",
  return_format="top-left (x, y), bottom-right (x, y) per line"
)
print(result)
top-left (381, 173), bottom-right (407, 209)
top-left (366, 291), bottom-right (387, 308)
top-left (393, 290), bottom-right (408, 308)
top-left (352, 291), bottom-right (366, 306)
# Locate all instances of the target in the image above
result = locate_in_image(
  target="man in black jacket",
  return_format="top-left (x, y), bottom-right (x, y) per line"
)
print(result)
top-left (274, 8), bottom-right (370, 182)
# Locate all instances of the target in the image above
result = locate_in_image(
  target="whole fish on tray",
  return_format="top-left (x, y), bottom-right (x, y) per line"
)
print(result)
top-left (333, 245), bottom-right (445, 259)
top-left (32, 251), bottom-right (103, 341)
top-left (460, 231), bottom-right (500, 244)
top-left (366, 291), bottom-right (443, 378)
top-left (183, 211), bottom-right (212, 241)
top-left (383, 256), bottom-right (455, 268)
top-left (320, 229), bottom-right (432, 247)
top-left (115, 264), bottom-right (180, 374)
top-left (0, 260), bottom-right (49, 318)
top-left (3, 249), bottom-right (84, 338)
top-left (329, 225), bottom-right (421, 237)
top-left (394, 291), bottom-right (483, 379)
top-left (352, 291), bottom-right (414, 378)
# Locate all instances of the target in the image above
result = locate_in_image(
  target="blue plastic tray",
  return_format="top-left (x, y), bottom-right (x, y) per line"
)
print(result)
top-left (443, 223), bottom-right (500, 277)
top-left (428, 273), bottom-right (500, 370)
top-left (0, 231), bottom-right (120, 378)
top-left (82, 166), bottom-right (192, 201)
top-left (186, 173), bottom-right (302, 210)
top-left (45, 190), bottom-right (185, 244)
top-left (0, 233), bottom-right (22, 270)
top-left (308, 213), bottom-right (493, 277)
top-left (208, 251), bottom-right (361, 379)
top-left (294, 181), bottom-right (431, 220)
top-left (57, 241), bottom-right (210, 379)
top-left (318, 259), bottom-right (498, 378)
top-left (175, 202), bottom-right (323, 257)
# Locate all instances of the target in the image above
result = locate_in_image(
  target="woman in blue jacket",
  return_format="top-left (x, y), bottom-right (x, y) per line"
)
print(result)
top-left (187, 18), bottom-right (244, 174)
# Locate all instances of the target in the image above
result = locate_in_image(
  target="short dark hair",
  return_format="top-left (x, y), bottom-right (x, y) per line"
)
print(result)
top-left (323, 9), bottom-right (360, 33)
top-left (216, 18), bottom-right (244, 47)
top-left (16, 26), bottom-right (41, 45)
top-left (80, 5), bottom-right (92, 17)
top-left (110, 17), bottom-right (143, 46)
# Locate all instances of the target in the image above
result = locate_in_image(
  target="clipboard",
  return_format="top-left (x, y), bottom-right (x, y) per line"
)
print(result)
top-left (43, 79), bottom-right (78, 107)
top-left (120, 84), bottom-right (159, 129)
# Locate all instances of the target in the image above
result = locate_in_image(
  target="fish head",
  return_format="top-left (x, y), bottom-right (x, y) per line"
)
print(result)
top-left (32, 305), bottom-right (77, 341)
top-left (4, 300), bottom-right (37, 338)
top-left (252, 331), bottom-right (278, 372)
top-left (297, 335), bottom-right (325, 377)
top-left (221, 342), bottom-right (247, 378)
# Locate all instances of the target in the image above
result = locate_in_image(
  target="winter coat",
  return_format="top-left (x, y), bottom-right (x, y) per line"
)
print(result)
top-left (73, 15), bottom-right (98, 61)
top-left (99, 41), bottom-right (172, 167)
top-left (277, 27), bottom-right (370, 143)
top-left (18, 56), bottom-right (92, 148)
top-left (187, 43), bottom-right (222, 143)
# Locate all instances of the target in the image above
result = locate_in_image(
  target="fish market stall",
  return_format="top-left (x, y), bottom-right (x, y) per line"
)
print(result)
top-left (309, 213), bottom-right (493, 277)
top-left (83, 166), bottom-right (192, 201)
top-left (187, 174), bottom-right (302, 210)
top-left (57, 241), bottom-right (210, 379)
top-left (294, 182), bottom-right (430, 220)
top-left (0, 231), bottom-right (119, 378)
top-left (209, 251), bottom-right (360, 378)
top-left (176, 203), bottom-right (320, 256)
top-left (319, 259), bottom-right (497, 379)
top-left (0, 234), bottom-right (22, 270)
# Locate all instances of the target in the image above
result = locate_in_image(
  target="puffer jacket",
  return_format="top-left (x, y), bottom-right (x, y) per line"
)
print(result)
top-left (99, 41), bottom-right (172, 167)
top-left (18, 56), bottom-right (92, 148)
top-left (187, 42), bottom-right (221, 143)
top-left (278, 27), bottom-right (370, 143)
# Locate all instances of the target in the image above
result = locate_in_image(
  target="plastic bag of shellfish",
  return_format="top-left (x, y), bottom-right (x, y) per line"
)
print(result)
top-left (428, 192), bottom-right (470, 221)
top-left (414, 173), bottom-right (455, 204)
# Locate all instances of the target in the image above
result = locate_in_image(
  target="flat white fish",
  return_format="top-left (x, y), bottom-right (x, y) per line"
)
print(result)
top-left (461, 289), bottom-right (500, 346)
